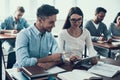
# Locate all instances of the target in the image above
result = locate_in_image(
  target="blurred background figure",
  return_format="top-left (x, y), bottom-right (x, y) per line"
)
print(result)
top-left (108, 12), bottom-right (120, 59)
top-left (85, 7), bottom-right (109, 58)
top-left (0, 6), bottom-right (29, 53)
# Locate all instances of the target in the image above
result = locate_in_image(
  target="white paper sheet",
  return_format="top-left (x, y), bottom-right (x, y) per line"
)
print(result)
top-left (88, 61), bottom-right (120, 77)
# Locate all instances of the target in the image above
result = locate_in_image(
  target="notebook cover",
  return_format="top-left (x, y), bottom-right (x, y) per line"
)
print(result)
top-left (22, 65), bottom-right (48, 79)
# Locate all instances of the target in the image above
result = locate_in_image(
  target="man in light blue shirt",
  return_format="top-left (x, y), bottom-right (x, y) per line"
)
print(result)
top-left (0, 6), bottom-right (29, 53)
top-left (14, 4), bottom-right (63, 69)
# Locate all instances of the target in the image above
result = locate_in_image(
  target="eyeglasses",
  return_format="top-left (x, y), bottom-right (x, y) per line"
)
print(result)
top-left (70, 18), bottom-right (82, 23)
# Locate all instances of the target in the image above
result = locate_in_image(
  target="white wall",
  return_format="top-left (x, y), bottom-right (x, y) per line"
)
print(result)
top-left (0, 0), bottom-right (120, 35)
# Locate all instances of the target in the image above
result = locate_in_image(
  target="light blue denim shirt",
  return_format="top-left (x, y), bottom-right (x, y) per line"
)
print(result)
top-left (0, 16), bottom-right (29, 31)
top-left (13, 24), bottom-right (58, 68)
top-left (0, 16), bottom-right (29, 52)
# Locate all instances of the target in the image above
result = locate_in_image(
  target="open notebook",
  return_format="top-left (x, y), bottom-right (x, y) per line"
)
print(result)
top-left (57, 69), bottom-right (102, 80)
top-left (88, 61), bottom-right (120, 77)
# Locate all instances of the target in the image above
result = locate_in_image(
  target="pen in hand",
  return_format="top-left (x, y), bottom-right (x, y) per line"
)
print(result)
top-left (98, 33), bottom-right (104, 41)
top-left (100, 33), bottom-right (104, 37)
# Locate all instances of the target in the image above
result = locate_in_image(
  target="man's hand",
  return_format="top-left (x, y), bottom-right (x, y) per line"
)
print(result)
top-left (11, 30), bottom-right (18, 34)
top-left (98, 36), bottom-right (104, 41)
top-left (37, 62), bottom-right (54, 70)
top-left (37, 53), bottom-right (62, 63)
top-left (37, 61), bottom-right (61, 70)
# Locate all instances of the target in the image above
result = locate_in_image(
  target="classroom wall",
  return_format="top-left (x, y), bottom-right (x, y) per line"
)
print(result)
top-left (0, 0), bottom-right (120, 35)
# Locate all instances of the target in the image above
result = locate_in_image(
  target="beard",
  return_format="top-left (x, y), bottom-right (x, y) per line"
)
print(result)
top-left (45, 27), bottom-right (52, 32)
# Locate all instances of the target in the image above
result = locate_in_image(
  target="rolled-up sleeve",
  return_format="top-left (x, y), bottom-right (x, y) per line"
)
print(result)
top-left (50, 34), bottom-right (59, 54)
top-left (0, 19), bottom-right (8, 29)
top-left (15, 30), bottom-right (37, 67)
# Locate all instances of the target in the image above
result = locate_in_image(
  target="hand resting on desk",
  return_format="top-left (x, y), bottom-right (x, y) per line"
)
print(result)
top-left (37, 53), bottom-right (63, 70)
top-left (72, 56), bottom-right (98, 69)
top-left (1, 30), bottom-right (18, 34)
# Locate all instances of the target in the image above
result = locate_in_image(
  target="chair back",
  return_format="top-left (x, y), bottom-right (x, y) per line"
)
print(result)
top-left (7, 51), bottom-right (16, 69)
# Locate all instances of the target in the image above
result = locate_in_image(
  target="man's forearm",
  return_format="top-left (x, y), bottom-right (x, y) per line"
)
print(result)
top-left (37, 60), bottom-right (62, 70)
top-left (1, 30), bottom-right (11, 33)
top-left (37, 54), bottom-right (62, 63)
top-left (112, 36), bottom-right (120, 39)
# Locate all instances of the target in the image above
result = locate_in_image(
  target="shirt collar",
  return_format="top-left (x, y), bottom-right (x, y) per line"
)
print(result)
top-left (12, 16), bottom-right (22, 23)
top-left (32, 23), bottom-right (45, 36)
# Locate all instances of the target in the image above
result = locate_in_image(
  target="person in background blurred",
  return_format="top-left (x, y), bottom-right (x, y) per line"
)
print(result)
top-left (108, 12), bottom-right (120, 59)
top-left (0, 6), bottom-right (29, 53)
top-left (109, 12), bottom-right (120, 39)
top-left (58, 7), bottom-right (98, 64)
top-left (85, 7), bottom-right (109, 58)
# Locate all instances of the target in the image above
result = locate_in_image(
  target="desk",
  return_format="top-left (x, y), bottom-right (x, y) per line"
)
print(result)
top-left (93, 42), bottom-right (120, 58)
top-left (0, 33), bottom-right (16, 80)
top-left (6, 58), bottom-right (120, 80)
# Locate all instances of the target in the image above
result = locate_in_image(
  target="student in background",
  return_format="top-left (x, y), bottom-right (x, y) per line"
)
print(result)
top-left (109, 12), bottom-right (120, 39)
top-left (108, 12), bottom-right (120, 59)
top-left (85, 7), bottom-right (109, 58)
top-left (13, 4), bottom-right (63, 69)
top-left (58, 7), bottom-right (98, 64)
top-left (0, 6), bottom-right (29, 53)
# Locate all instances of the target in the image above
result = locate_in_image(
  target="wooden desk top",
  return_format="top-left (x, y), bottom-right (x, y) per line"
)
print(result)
top-left (93, 42), bottom-right (120, 49)
top-left (6, 58), bottom-right (120, 80)
top-left (0, 33), bottom-right (17, 40)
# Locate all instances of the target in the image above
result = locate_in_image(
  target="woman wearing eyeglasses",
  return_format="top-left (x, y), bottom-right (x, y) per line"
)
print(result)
top-left (58, 7), bottom-right (98, 64)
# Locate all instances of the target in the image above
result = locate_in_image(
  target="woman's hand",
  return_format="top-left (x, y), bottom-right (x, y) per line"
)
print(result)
top-left (90, 57), bottom-right (98, 65)
top-left (69, 55), bottom-right (80, 62)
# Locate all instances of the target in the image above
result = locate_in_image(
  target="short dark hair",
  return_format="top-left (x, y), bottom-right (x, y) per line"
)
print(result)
top-left (63, 7), bottom-right (83, 29)
top-left (113, 12), bottom-right (120, 23)
top-left (95, 7), bottom-right (107, 14)
top-left (17, 6), bottom-right (25, 13)
top-left (37, 4), bottom-right (59, 18)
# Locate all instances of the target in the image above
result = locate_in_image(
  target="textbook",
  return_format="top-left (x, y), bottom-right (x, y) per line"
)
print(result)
top-left (57, 69), bottom-right (102, 80)
top-left (22, 65), bottom-right (66, 79)
top-left (88, 61), bottom-right (120, 77)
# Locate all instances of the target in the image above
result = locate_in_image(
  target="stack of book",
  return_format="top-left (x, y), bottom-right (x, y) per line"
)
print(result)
top-left (21, 65), bottom-right (66, 79)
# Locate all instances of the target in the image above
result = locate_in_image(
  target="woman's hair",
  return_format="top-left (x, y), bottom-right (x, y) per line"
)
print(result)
top-left (113, 12), bottom-right (120, 23)
top-left (63, 7), bottom-right (83, 29)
